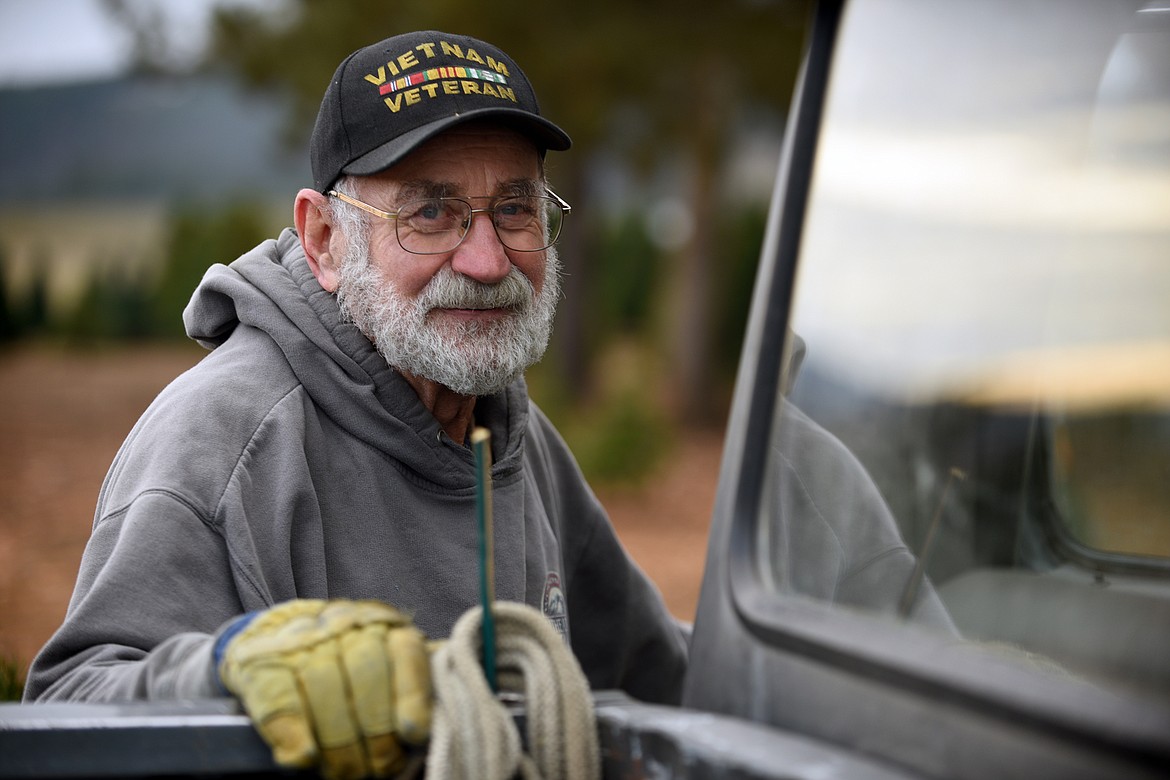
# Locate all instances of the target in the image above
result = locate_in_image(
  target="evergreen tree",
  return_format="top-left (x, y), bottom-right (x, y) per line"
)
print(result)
top-left (0, 249), bottom-right (17, 342)
top-left (151, 202), bottom-right (268, 339)
top-left (20, 260), bottom-right (51, 337)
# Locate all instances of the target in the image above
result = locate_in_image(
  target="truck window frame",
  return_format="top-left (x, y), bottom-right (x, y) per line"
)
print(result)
top-left (722, 0), bottom-right (1170, 758)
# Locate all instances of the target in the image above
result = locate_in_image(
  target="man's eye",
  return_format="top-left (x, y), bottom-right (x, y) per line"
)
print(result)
top-left (415, 201), bottom-right (447, 220)
top-left (403, 200), bottom-right (462, 228)
top-left (495, 199), bottom-right (537, 226)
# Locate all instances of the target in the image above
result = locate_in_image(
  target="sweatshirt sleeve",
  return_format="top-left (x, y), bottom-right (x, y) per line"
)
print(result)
top-left (24, 491), bottom-right (244, 702)
top-left (525, 406), bottom-right (689, 705)
top-left (564, 510), bottom-right (690, 705)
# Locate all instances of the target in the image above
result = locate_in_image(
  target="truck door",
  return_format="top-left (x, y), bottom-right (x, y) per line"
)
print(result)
top-left (684, 1), bottom-right (1170, 777)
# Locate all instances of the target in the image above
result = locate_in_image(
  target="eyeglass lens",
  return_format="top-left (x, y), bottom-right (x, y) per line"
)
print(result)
top-left (396, 196), bottom-right (563, 254)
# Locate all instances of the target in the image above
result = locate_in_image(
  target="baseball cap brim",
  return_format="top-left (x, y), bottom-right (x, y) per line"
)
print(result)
top-left (337, 107), bottom-right (572, 182)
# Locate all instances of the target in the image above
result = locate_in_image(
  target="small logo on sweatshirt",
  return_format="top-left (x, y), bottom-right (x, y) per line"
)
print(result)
top-left (542, 572), bottom-right (568, 642)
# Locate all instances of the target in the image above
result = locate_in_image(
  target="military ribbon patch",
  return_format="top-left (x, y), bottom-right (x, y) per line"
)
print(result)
top-left (379, 66), bottom-right (509, 95)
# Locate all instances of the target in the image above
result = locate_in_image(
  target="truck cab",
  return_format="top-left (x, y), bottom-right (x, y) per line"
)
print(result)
top-left (682, 1), bottom-right (1170, 777)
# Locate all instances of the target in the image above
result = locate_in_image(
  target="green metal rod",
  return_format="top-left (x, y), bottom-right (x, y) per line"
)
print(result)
top-left (471, 427), bottom-right (497, 692)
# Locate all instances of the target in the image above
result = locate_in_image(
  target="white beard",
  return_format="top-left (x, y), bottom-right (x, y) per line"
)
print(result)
top-left (335, 238), bottom-right (561, 397)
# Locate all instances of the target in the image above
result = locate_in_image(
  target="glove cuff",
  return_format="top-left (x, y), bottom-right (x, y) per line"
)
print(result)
top-left (212, 611), bottom-right (261, 686)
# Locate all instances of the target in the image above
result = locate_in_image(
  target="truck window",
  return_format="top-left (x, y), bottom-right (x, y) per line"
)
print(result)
top-left (757, 0), bottom-right (1170, 701)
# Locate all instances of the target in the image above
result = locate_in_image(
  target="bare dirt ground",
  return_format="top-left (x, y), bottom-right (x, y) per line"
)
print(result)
top-left (0, 345), bottom-right (720, 676)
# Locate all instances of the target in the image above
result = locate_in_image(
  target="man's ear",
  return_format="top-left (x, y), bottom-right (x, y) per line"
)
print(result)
top-left (294, 189), bottom-right (341, 292)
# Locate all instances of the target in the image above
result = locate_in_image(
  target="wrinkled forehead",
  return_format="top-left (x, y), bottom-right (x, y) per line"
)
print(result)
top-left (405, 120), bottom-right (543, 169)
top-left (360, 120), bottom-right (545, 199)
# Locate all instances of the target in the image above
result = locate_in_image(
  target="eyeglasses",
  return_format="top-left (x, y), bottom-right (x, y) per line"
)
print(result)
top-left (327, 187), bottom-right (571, 255)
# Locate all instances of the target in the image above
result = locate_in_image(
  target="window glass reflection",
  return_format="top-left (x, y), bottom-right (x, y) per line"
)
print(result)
top-left (759, 0), bottom-right (1170, 698)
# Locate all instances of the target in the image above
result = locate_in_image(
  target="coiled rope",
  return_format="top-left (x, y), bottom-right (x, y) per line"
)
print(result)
top-left (425, 602), bottom-right (600, 780)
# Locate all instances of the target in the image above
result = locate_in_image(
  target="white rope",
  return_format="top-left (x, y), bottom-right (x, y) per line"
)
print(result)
top-left (425, 602), bottom-right (600, 780)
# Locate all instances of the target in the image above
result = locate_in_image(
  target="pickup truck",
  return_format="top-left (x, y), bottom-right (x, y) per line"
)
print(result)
top-left (3, 0), bottom-right (1168, 777)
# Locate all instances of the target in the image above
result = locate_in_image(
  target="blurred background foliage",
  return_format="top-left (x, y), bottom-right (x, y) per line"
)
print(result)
top-left (0, 0), bottom-right (812, 485)
top-left (1, 654), bottom-right (22, 701)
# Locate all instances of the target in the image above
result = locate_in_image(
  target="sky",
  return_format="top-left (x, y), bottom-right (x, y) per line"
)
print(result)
top-left (0, 0), bottom-right (265, 87)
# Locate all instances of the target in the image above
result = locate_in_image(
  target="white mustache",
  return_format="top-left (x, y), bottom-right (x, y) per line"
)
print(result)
top-left (417, 267), bottom-right (533, 312)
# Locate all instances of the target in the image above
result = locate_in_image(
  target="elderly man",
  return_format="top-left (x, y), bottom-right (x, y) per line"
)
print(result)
top-left (25, 30), bottom-right (687, 778)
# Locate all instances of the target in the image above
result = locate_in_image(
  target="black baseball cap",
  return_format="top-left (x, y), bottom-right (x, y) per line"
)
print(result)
top-left (310, 31), bottom-right (572, 193)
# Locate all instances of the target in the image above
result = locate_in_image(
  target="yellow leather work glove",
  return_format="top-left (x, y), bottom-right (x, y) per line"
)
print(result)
top-left (218, 599), bottom-right (432, 780)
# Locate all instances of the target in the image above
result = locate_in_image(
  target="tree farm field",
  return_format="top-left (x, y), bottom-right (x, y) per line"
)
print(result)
top-left (0, 345), bottom-right (718, 677)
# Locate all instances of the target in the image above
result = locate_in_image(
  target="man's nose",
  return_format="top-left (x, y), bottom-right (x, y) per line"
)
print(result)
top-left (450, 210), bottom-right (511, 283)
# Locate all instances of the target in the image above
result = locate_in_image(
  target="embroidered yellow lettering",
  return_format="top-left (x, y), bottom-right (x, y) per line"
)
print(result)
top-left (365, 41), bottom-right (506, 87)
top-left (371, 44), bottom-right (429, 80)
top-left (381, 75), bottom-right (517, 112)
top-left (365, 43), bottom-right (432, 83)
top-left (397, 50), bottom-right (419, 72)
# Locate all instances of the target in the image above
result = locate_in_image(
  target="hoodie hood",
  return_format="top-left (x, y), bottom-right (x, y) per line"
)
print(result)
top-left (182, 228), bottom-right (530, 488)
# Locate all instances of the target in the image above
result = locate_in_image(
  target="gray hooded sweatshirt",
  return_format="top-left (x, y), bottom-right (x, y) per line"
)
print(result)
top-left (25, 229), bottom-right (688, 705)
